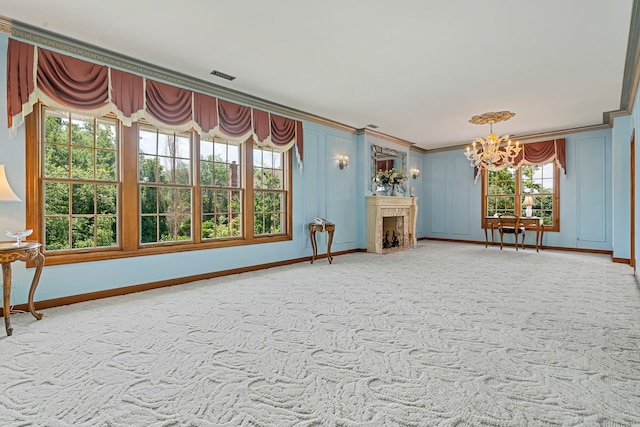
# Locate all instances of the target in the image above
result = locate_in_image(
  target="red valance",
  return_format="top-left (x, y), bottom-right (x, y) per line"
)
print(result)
top-left (514, 138), bottom-right (566, 175)
top-left (472, 138), bottom-right (566, 182)
top-left (145, 79), bottom-right (193, 127)
top-left (6, 38), bottom-right (303, 167)
top-left (37, 48), bottom-right (109, 110)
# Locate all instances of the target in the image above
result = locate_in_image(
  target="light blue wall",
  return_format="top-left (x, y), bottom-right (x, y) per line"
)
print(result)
top-left (0, 34), bottom-right (363, 305)
top-left (407, 150), bottom-right (425, 237)
top-left (632, 75), bottom-right (640, 272)
top-left (422, 129), bottom-right (615, 251)
top-left (606, 115), bottom-right (632, 260)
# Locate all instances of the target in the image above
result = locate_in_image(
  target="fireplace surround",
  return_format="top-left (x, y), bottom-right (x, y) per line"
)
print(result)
top-left (366, 196), bottom-right (418, 254)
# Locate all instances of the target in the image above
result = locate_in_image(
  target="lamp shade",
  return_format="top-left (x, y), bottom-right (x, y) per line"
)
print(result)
top-left (523, 195), bottom-right (534, 207)
top-left (0, 165), bottom-right (21, 201)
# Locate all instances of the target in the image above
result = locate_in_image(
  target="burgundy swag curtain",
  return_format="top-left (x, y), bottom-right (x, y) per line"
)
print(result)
top-left (472, 138), bottom-right (566, 182)
top-left (6, 38), bottom-right (303, 166)
top-left (514, 138), bottom-right (566, 174)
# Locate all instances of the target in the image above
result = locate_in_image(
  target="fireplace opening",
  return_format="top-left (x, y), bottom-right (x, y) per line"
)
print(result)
top-left (382, 216), bottom-right (404, 250)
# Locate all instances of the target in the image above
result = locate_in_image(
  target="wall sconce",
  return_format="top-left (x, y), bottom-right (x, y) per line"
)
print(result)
top-left (338, 154), bottom-right (349, 170)
top-left (0, 165), bottom-right (21, 202)
top-left (410, 168), bottom-right (420, 179)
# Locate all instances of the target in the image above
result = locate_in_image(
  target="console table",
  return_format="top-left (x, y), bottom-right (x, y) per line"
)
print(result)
top-left (1, 242), bottom-right (45, 336)
top-left (484, 216), bottom-right (544, 252)
top-left (308, 223), bottom-right (335, 264)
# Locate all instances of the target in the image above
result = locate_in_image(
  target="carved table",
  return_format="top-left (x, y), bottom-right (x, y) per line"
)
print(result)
top-left (0, 242), bottom-right (45, 336)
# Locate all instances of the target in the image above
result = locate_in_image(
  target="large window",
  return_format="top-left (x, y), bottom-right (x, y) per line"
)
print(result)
top-left (42, 110), bottom-right (119, 251)
top-left (253, 147), bottom-right (287, 236)
top-left (483, 163), bottom-right (559, 230)
top-left (138, 128), bottom-right (193, 244)
top-left (200, 137), bottom-right (242, 239)
top-left (27, 106), bottom-right (292, 265)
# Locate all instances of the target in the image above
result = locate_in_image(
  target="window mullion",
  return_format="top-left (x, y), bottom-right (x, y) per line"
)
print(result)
top-left (193, 133), bottom-right (202, 243)
top-left (121, 123), bottom-right (139, 251)
top-left (244, 142), bottom-right (254, 240)
top-left (516, 169), bottom-right (523, 216)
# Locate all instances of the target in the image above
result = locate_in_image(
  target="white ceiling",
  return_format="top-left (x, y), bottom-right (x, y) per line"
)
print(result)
top-left (1, 1), bottom-right (634, 150)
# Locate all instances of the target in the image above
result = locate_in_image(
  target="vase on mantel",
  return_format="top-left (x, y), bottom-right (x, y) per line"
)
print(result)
top-left (390, 184), bottom-right (397, 196)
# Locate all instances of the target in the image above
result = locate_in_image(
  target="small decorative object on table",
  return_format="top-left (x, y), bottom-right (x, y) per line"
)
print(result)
top-left (6, 229), bottom-right (33, 246)
top-left (375, 168), bottom-right (407, 196)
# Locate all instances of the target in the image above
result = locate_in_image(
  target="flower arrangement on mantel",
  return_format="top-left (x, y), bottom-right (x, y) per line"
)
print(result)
top-left (376, 168), bottom-right (407, 186)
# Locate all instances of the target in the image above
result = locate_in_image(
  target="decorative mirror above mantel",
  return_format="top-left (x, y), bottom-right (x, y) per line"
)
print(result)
top-left (370, 144), bottom-right (407, 192)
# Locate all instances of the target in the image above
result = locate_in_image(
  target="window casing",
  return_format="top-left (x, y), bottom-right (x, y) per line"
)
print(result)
top-left (26, 105), bottom-right (292, 265)
top-left (482, 163), bottom-right (560, 231)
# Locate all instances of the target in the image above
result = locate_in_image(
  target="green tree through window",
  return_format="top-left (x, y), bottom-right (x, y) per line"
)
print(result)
top-left (484, 163), bottom-right (559, 229)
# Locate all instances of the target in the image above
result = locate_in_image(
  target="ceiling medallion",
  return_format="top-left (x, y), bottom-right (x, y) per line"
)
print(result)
top-left (468, 111), bottom-right (516, 126)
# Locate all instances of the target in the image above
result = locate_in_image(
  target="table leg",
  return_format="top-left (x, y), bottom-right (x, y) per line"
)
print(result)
top-left (28, 252), bottom-right (44, 320)
top-left (309, 229), bottom-right (318, 264)
top-left (2, 263), bottom-right (13, 336)
top-left (327, 229), bottom-right (334, 264)
top-left (484, 227), bottom-right (489, 248)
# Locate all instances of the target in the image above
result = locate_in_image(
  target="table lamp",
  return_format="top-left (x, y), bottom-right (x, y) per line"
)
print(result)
top-left (0, 165), bottom-right (21, 202)
top-left (523, 195), bottom-right (534, 218)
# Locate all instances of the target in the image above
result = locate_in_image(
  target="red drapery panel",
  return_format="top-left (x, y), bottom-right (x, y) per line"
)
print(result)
top-left (252, 109), bottom-right (270, 143)
top-left (555, 139), bottom-right (566, 174)
top-left (218, 99), bottom-right (252, 138)
top-left (37, 48), bottom-right (109, 110)
top-left (472, 138), bottom-right (566, 182)
top-left (271, 114), bottom-right (296, 147)
top-left (193, 92), bottom-right (218, 134)
top-left (110, 68), bottom-right (144, 122)
top-left (296, 120), bottom-right (304, 165)
top-left (7, 39), bottom-right (34, 128)
top-left (145, 79), bottom-right (193, 126)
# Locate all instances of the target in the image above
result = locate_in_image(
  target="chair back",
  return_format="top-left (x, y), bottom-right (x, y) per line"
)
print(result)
top-left (498, 213), bottom-right (520, 229)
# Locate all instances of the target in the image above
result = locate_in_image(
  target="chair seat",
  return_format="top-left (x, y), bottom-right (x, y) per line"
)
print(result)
top-left (501, 227), bottom-right (525, 234)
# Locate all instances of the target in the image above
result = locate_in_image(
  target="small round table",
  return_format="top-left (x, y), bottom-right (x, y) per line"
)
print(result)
top-left (0, 242), bottom-right (45, 336)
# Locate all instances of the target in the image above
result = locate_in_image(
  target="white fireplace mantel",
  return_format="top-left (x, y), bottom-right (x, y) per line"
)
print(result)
top-left (366, 196), bottom-right (418, 254)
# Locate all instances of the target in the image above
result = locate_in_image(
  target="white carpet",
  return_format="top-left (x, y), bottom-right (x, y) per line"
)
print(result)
top-left (1, 241), bottom-right (640, 426)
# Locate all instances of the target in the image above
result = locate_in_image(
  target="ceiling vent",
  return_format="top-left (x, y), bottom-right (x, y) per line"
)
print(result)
top-left (210, 70), bottom-right (236, 81)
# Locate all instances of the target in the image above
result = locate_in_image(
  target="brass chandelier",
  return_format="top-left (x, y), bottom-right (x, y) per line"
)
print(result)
top-left (464, 111), bottom-right (521, 171)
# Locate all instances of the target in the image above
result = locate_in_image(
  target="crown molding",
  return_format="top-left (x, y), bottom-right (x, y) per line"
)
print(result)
top-left (620, 0), bottom-right (640, 114)
top-left (356, 128), bottom-right (415, 149)
top-left (423, 123), bottom-right (612, 154)
top-left (0, 15), bottom-right (356, 135)
top-left (604, 109), bottom-right (632, 126)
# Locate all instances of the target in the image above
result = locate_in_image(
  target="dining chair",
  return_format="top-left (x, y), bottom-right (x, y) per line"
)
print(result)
top-left (498, 213), bottom-right (526, 250)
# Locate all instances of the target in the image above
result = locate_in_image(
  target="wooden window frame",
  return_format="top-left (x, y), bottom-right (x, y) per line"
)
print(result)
top-left (481, 164), bottom-right (560, 232)
top-left (26, 105), bottom-right (293, 266)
